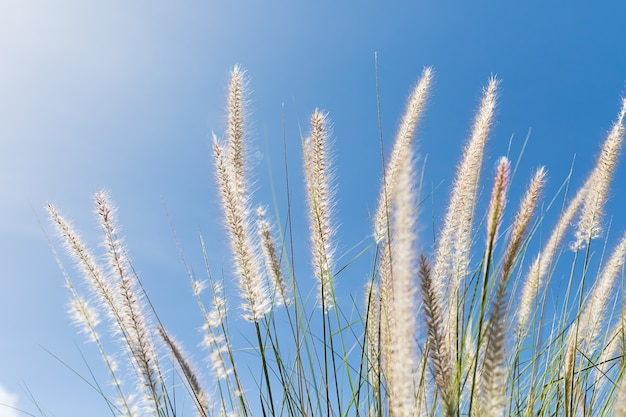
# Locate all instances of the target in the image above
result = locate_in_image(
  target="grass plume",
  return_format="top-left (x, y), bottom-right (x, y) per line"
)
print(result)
top-left (212, 67), bottom-right (270, 322)
top-left (44, 66), bottom-right (626, 417)
top-left (303, 109), bottom-right (336, 313)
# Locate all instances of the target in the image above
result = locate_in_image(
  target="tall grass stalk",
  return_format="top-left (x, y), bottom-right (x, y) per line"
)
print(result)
top-left (47, 67), bottom-right (626, 417)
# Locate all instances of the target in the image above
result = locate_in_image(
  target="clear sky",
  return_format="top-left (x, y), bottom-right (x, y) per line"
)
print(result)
top-left (2, 1), bottom-right (626, 416)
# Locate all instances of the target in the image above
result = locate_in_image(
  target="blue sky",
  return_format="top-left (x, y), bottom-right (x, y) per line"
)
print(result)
top-left (2, 1), bottom-right (626, 416)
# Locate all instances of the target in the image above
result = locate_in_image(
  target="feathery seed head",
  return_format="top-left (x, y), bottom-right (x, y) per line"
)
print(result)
top-left (433, 77), bottom-right (499, 289)
top-left (374, 67), bottom-right (432, 243)
top-left (192, 280), bottom-right (208, 297)
top-left (480, 160), bottom-right (542, 417)
top-left (373, 69), bottom-right (432, 381)
top-left (69, 296), bottom-right (101, 342)
top-left (47, 202), bottom-right (117, 323)
top-left (213, 70), bottom-right (270, 321)
top-left (419, 254), bottom-right (454, 413)
top-left (304, 108), bottom-right (336, 313)
top-left (201, 283), bottom-right (231, 381)
top-left (517, 187), bottom-right (586, 337)
top-left (93, 193), bottom-right (165, 415)
top-left (575, 232), bottom-right (626, 351)
top-left (387, 134), bottom-right (419, 417)
top-left (572, 100), bottom-right (626, 250)
top-left (364, 282), bottom-right (381, 390)
top-left (50, 196), bottom-right (166, 416)
top-left (95, 191), bottom-right (132, 284)
top-left (432, 77), bottom-right (499, 366)
top-left (617, 374), bottom-right (626, 417)
top-left (486, 157), bottom-right (510, 246)
top-left (596, 313), bottom-right (626, 391)
top-left (204, 281), bottom-right (227, 329)
top-left (158, 326), bottom-right (211, 416)
top-left (227, 65), bottom-right (249, 190)
top-left (256, 206), bottom-right (290, 306)
top-left (501, 167), bottom-right (546, 282)
top-left (378, 241), bottom-right (395, 376)
top-left (203, 332), bottom-right (232, 381)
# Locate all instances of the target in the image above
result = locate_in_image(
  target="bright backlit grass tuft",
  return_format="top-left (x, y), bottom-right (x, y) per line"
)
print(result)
top-left (47, 67), bottom-right (626, 417)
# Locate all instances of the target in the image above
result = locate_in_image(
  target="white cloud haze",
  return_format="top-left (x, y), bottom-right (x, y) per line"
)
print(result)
top-left (0, 385), bottom-right (19, 417)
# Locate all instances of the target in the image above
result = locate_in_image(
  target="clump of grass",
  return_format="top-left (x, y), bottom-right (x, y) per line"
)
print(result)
top-left (46, 66), bottom-right (626, 417)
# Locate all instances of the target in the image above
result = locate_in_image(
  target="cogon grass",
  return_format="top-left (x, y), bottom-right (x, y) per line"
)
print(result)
top-left (45, 66), bottom-right (626, 417)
